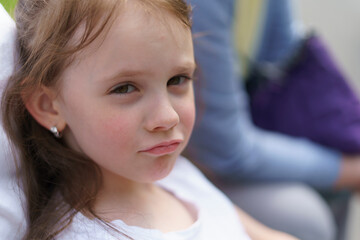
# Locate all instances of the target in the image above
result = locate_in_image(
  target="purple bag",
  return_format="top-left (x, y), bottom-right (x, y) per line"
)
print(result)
top-left (247, 35), bottom-right (360, 153)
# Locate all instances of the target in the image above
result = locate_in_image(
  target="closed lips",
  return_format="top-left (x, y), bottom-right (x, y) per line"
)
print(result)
top-left (140, 140), bottom-right (182, 155)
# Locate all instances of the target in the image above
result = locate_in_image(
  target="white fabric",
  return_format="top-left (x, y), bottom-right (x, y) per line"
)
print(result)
top-left (0, 4), bottom-right (27, 239)
top-left (58, 156), bottom-right (252, 240)
top-left (0, 4), bottom-right (16, 92)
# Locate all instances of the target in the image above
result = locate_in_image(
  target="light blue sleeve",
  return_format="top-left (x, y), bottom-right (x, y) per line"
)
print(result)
top-left (187, 0), bottom-right (341, 188)
top-left (255, 0), bottom-right (304, 63)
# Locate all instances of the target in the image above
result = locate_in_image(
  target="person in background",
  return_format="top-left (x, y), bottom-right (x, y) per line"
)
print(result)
top-left (186, 0), bottom-right (360, 239)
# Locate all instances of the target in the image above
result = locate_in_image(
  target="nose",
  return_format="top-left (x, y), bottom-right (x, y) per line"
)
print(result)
top-left (144, 97), bottom-right (180, 132)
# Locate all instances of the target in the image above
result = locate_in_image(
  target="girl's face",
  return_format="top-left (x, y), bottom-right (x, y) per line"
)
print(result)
top-left (54, 3), bottom-right (195, 187)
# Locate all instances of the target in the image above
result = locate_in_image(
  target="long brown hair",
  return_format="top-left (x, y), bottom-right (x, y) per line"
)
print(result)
top-left (1, 0), bottom-right (192, 239)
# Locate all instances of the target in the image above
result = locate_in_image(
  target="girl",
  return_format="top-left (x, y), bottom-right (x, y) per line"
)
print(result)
top-left (1, 0), bottom-right (298, 239)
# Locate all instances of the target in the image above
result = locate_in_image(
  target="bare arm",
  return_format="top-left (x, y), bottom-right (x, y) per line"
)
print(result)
top-left (235, 206), bottom-right (299, 240)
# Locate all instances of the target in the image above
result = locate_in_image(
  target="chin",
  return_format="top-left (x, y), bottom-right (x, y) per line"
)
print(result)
top-left (148, 154), bottom-right (178, 182)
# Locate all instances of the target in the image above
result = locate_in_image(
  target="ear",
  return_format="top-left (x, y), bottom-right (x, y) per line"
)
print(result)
top-left (24, 86), bottom-right (66, 132)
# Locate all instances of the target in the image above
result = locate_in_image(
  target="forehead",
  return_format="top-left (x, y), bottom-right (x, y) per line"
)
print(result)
top-left (61, 1), bottom-right (194, 84)
top-left (113, 1), bottom-right (191, 47)
top-left (70, 0), bottom-right (190, 55)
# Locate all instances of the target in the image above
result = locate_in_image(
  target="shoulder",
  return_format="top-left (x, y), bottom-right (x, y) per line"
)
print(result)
top-left (56, 214), bottom-right (117, 240)
top-left (57, 219), bottom-right (129, 240)
top-left (57, 213), bottom-right (162, 240)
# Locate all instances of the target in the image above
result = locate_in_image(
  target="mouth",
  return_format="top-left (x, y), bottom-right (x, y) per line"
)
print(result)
top-left (140, 140), bottom-right (183, 156)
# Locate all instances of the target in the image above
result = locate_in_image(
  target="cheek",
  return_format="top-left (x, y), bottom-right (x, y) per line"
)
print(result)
top-left (179, 97), bottom-right (196, 135)
top-left (75, 114), bottom-right (138, 166)
top-left (100, 115), bottom-right (135, 144)
top-left (63, 104), bottom-right (136, 156)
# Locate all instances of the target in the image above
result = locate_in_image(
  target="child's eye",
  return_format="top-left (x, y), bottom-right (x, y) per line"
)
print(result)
top-left (110, 84), bottom-right (136, 94)
top-left (167, 76), bottom-right (191, 86)
top-left (109, 84), bottom-right (137, 94)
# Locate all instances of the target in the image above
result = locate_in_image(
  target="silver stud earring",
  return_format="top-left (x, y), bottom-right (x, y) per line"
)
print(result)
top-left (50, 126), bottom-right (62, 138)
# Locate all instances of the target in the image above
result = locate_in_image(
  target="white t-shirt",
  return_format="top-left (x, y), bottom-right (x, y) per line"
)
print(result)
top-left (58, 156), bottom-right (251, 240)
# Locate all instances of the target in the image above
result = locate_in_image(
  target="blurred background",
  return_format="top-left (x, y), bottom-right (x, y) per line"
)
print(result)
top-left (0, 0), bottom-right (15, 16)
top-left (299, 1), bottom-right (360, 240)
top-left (299, 0), bottom-right (360, 92)
top-left (1, 0), bottom-right (359, 239)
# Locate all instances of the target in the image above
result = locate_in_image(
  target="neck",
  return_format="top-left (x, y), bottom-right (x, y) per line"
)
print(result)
top-left (91, 170), bottom-right (196, 232)
top-left (92, 169), bottom-right (158, 222)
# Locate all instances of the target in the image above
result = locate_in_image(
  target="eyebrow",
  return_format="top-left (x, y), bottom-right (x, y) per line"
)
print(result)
top-left (103, 62), bottom-right (196, 83)
top-left (172, 63), bottom-right (197, 75)
top-left (98, 70), bottom-right (146, 84)
top-left (113, 70), bottom-right (146, 78)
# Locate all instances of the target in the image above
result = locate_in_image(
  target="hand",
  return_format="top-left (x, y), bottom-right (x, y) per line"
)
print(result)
top-left (335, 155), bottom-right (360, 191)
top-left (235, 205), bottom-right (300, 240)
